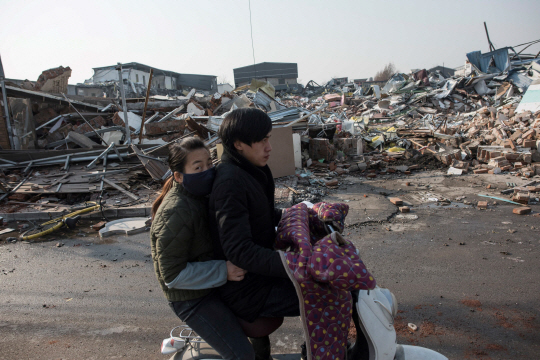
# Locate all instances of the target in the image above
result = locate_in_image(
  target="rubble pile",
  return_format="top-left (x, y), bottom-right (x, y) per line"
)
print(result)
top-left (274, 49), bottom-right (540, 186)
top-left (0, 46), bottom-right (539, 219)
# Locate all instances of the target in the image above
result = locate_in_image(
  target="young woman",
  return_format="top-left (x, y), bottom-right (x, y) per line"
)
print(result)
top-left (150, 137), bottom-right (255, 360)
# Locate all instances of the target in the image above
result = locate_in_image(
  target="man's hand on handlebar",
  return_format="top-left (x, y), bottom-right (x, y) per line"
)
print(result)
top-left (226, 261), bottom-right (247, 281)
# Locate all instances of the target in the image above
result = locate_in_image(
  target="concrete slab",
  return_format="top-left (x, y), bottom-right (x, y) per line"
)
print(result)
top-left (322, 185), bottom-right (397, 225)
top-left (99, 217), bottom-right (150, 238)
top-left (66, 131), bottom-right (100, 148)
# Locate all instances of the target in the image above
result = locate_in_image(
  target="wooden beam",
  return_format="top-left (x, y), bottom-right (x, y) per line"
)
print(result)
top-left (0, 174), bottom-right (30, 202)
top-left (139, 68), bottom-right (154, 144)
top-left (102, 178), bottom-right (139, 201)
top-left (43, 172), bottom-right (73, 190)
top-left (410, 139), bottom-right (437, 154)
top-left (7, 201), bottom-right (67, 208)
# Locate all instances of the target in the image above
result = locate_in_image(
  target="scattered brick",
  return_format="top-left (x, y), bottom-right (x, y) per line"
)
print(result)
top-left (513, 193), bottom-right (529, 204)
top-left (92, 221), bottom-right (107, 231)
top-left (325, 179), bottom-right (338, 187)
top-left (8, 193), bottom-right (29, 201)
top-left (477, 201), bottom-right (488, 209)
top-left (513, 207), bottom-right (531, 215)
top-left (522, 139), bottom-right (536, 148)
top-left (329, 161), bottom-right (337, 171)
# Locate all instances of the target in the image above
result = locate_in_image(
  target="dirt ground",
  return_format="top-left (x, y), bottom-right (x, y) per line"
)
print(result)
top-left (1, 169), bottom-right (539, 359)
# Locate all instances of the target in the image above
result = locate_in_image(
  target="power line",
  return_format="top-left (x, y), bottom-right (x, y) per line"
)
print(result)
top-left (513, 38), bottom-right (540, 48)
top-left (248, 0), bottom-right (257, 79)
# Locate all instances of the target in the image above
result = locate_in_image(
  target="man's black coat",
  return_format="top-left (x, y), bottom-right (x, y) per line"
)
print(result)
top-left (209, 149), bottom-right (287, 322)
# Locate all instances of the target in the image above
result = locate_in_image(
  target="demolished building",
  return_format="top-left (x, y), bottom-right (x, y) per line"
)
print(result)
top-left (81, 62), bottom-right (218, 98)
top-left (0, 42), bottom-right (539, 230)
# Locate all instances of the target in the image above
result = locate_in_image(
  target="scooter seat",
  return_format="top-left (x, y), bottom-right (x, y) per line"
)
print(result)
top-left (238, 317), bottom-right (284, 338)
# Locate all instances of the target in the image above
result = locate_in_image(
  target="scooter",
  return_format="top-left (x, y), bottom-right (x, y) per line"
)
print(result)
top-left (160, 202), bottom-right (448, 360)
top-left (161, 284), bottom-right (448, 360)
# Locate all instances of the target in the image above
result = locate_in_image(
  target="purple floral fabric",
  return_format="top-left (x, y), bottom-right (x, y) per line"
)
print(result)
top-left (313, 202), bottom-right (349, 233)
top-left (276, 203), bottom-right (376, 360)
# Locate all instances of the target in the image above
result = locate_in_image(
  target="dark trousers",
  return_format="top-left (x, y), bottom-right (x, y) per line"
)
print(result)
top-left (250, 277), bottom-right (301, 360)
top-left (259, 277), bottom-right (300, 318)
top-left (170, 291), bottom-right (255, 360)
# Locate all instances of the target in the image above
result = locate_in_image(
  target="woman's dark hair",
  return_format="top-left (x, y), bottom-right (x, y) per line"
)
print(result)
top-left (151, 137), bottom-right (208, 217)
top-left (218, 108), bottom-right (272, 150)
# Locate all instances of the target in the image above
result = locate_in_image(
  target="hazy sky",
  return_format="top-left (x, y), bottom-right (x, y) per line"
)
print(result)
top-left (1, 0), bottom-right (539, 86)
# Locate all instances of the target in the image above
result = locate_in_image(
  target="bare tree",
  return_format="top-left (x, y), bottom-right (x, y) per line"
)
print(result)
top-left (217, 75), bottom-right (229, 85)
top-left (374, 63), bottom-right (397, 82)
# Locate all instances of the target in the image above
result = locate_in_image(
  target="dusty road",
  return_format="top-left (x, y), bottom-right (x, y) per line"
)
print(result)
top-left (1, 169), bottom-right (539, 360)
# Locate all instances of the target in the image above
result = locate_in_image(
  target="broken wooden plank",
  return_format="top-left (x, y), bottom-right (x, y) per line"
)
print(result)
top-left (101, 178), bottom-right (139, 200)
top-left (0, 174), bottom-right (30, 201)
top-left (186, 117), bottom-right (210, 139)
top-left (410, 139), bottom-right (437, 154)
top-left (81, 169), bottom-right (130, 178)
top-left (43, 172), bottom-right (73, 190)
top-left (130, 144), bottom-right (168, 180)
top-left (7, 201), bottom-right (67, 208)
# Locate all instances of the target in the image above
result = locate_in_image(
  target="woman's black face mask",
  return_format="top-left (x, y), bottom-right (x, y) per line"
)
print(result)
top-left (181, 166), bottom-right (216, 197)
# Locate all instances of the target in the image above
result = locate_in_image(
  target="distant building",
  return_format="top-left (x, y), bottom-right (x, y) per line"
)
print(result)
top-left (85, 62), bottom-right (217, 93)
top-left (218, 83), bottom-right (234, 93)
top-left (352, 78), bottom-right (387, 92)
top-left (329, 77), bottom-right (348, 86)
top-left (428, 66), bottom-right (455, 78)
top-left (356, 80), bottom-right (387, 93)
top-left (233, 62), bottom-right (298, 90)
top-left (72, 84), bottom-right (105, 97)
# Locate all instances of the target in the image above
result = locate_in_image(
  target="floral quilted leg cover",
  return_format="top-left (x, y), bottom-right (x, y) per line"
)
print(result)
top-left (276, 202), bottom-right (376, 360)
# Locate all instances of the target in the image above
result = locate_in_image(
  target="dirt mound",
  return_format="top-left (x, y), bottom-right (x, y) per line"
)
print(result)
top-left (391, 154), bottom-right (444, 170)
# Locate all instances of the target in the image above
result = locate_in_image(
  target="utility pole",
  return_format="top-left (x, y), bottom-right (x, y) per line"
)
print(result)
top-left (484, 22), bottom-right (495, 52)
top-left (116, 63), bottom-right (131, 145)
top-left (0, 55), bottom-right (15, 149)
top-left (139, 69), bottom-right (153, 144)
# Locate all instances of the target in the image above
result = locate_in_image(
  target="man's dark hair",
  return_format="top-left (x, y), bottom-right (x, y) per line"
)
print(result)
top-left (218, 108), bottom-right (272, 149)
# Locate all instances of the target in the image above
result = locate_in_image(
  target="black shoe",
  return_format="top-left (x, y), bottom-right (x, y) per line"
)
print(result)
top-left (300, 342), bottom-right (307, 360)
top-left (249, 336), bottom-right (272, 360)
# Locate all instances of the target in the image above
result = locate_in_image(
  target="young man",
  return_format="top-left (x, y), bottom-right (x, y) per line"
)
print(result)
top-left (209, 108), bottom-right (300, 358)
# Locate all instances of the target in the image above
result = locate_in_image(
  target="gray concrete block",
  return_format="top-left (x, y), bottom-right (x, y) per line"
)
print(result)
top-left (66, 131), bottom-right (100, 149)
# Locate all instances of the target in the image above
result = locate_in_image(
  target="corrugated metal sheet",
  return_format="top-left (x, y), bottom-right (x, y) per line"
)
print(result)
top-left (233, 62), bottom-right (298, 87)
top-left (466, 48), bottom-right (510, 74)
top-left (5, 85), bottom-right (103, 111)
top-left (268, 107), bottom-right (303, 123)
top-left (178, 74), bottom-right (217, 92)
top-left (253, 90), bottom-right (273, 110)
